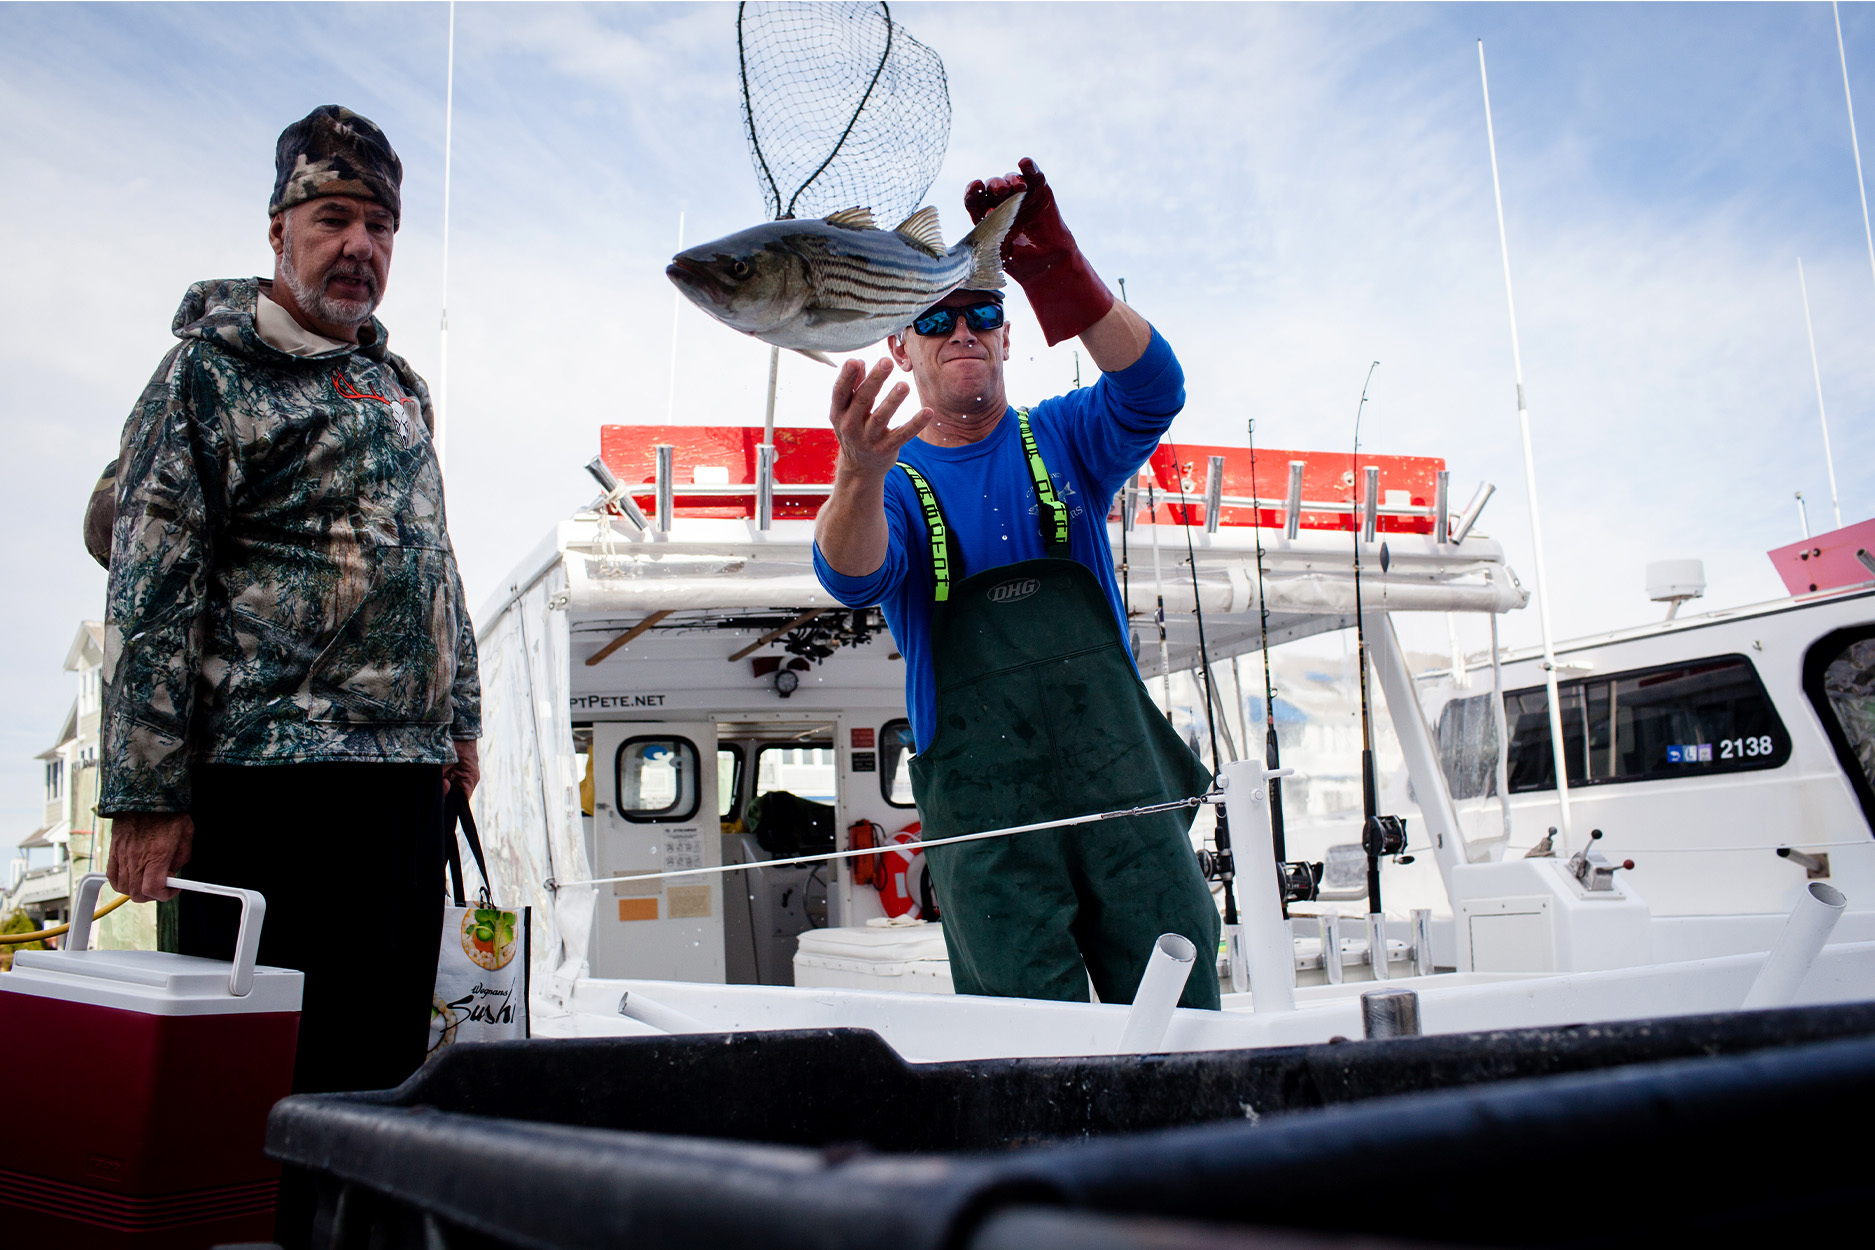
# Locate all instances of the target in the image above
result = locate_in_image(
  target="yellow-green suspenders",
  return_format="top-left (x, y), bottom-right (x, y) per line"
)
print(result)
top-left (897, 409), bottom-right (1068, 604)
top-left (1016, 409), bottom-right (1071, 549)
top-left (899, 463), bottom-right (953, 602)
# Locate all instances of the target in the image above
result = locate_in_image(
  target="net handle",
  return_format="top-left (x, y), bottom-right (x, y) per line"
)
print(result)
top-left (739, 1), bottom-right (898, 221)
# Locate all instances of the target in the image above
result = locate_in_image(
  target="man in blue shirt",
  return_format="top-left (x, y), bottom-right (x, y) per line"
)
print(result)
top-left (814, 160), bottom-right (1219, 1009)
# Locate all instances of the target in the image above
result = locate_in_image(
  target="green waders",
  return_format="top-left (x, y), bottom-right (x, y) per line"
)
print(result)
top-left (901, 413), bottom-right (1221, 1009)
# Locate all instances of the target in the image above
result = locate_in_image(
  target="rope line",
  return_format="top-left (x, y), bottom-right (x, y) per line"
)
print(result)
top-left (0, 891), bottom-right (131, 945)
top-left (556, 794), bottom-right (1212, 891)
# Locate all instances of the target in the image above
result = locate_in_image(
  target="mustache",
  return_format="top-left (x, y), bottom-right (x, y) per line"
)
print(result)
top-left (322, 261), bottom-right (378, 296)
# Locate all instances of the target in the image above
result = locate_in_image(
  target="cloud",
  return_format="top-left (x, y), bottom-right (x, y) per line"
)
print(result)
top-left (3, 2), bottom-right (1873, 832)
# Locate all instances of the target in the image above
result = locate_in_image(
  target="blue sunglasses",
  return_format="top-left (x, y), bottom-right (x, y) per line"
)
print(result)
top-left (911, 301), bottom-right (1006, 337)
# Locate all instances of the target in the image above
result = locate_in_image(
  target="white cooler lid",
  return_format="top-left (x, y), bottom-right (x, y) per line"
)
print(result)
top-left (1, 949), bottom-right (303, 1016)
top-left (796, 922), bottom-right (950, 963)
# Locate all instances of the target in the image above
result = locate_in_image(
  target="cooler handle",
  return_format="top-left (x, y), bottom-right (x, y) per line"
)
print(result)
top-left (69, 873), bottom-right (268, 998)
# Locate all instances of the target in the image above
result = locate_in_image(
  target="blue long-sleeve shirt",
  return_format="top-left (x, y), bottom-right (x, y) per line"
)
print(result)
top-left (814, 329), bottom-right (1186, 751)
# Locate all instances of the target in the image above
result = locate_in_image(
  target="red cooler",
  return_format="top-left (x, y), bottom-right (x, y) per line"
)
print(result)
top-left (0, 872), bottom-right (302, 1248)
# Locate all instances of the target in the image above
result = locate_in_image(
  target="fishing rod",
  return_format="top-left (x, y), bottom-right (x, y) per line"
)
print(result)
top-left (1169, 442), bottom-right (1230, 772)
top-left (1247, 419), bottom-right (1292, 916)
top-left (1145, 481), bottom-right (1175, 714)
top-left (1165, 440), bottom-right (1244, 964)
top-left (1119, 485), bottom-right (1130, 637)
top-left (1349, 363), bottom-right (1407, 917)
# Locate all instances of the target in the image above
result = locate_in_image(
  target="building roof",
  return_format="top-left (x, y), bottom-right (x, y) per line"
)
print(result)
top-left (63, 621), bottom-right (104, 673)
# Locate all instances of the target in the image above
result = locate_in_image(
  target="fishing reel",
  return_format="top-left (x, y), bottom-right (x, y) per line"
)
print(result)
top-left (1197, 848), bottom-right (1322, 903)
top-left (1362, 814), bottom-right (1411, 865)
top-left (1280, 860), bottom-right (1323, 903)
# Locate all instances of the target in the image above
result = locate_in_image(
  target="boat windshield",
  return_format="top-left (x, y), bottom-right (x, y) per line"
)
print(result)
top-left (1804, 626), bottom-right (1875, 836)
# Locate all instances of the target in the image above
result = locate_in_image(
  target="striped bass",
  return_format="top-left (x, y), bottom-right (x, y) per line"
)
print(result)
top-left (665, 194), bottom-right (1024, 364)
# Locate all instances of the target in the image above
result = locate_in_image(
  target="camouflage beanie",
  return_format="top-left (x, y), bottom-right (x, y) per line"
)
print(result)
top-left (268, 105), bottom-right (403, 228)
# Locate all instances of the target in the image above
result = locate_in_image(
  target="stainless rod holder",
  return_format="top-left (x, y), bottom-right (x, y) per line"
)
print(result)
top-left (1434, 469), bottom-right (1450, 544)
top-left (756, 443), bottom-right (775, 531)
top-left (585, 455), bottom-right (621, 494)
top-left (1367, 912), bottom-right (1389, 981)
top-left (1451, 481), bottom-right (1495, 546)
top-left (1361, 466), bottom-right (1379, 543)
top-left (1284, 461), bottom-right (1305, 539)
top-left (654, 444), bottom-right (674, 535)
top-left (1321, 912), bottom-right (1343, 986)
top-left (1122, 482), bottom-right (1139, 533)
top-left (584, 456), bottom-right (647, 532)
top-left (1361, 986), bottom-right (1421, 1039)
top-left (616, 493), bottom-right (650, 532)
top-left (1411, 908), bottom-right (1434, 977)
top-left (1204, 455), bottom-right (1225, 535)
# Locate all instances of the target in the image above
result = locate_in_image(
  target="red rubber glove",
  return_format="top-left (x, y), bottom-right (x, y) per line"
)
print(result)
top-left (964, 157), bottom-right (1115, 347)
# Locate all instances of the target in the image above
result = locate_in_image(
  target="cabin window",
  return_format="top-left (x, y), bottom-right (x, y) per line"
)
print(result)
top-left (755, 745), bottom-right (837, 805)
top-left (717, 746), bottom-right (744, 821)
top-left (1504, 654), bottom-right (1790, 792)
top-left (1803, 626), bottom-right (1875, 836)
top-left (614, 736), bottom-right (701, 823)
top-left (1434, 694), bottom-right (1501, 801)
top-left (879, 719), bottom-right (917, 808)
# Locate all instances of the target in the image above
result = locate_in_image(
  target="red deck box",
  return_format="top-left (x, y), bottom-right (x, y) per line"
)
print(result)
top-left (0, 874), bottom-right (301, 1248)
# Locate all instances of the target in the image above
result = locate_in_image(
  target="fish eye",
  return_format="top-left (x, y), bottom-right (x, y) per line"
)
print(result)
top-left (728, 260), bottom-right (752, 280)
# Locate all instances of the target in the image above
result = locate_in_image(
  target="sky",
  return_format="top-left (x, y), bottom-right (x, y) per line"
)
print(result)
top-left (4, 1), bottom-right (1875, 838)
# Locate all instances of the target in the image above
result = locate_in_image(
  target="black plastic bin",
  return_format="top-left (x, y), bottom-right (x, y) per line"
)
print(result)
top-left (268, 1001), bottom-right (1875, 1249)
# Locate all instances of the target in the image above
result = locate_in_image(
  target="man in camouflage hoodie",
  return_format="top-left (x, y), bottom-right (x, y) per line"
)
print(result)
top-left (100, 108), bottom-right (478, 1121)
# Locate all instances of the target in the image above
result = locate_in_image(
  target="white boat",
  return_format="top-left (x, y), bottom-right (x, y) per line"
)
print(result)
top-left (467, 422), bottom-right (1875, 1059)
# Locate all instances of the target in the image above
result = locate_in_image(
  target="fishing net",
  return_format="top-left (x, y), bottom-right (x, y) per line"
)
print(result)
top-left (737, 1), bottom-right (951, 225)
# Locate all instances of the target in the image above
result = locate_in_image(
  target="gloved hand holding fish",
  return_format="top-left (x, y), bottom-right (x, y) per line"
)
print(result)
top-left (665, 193), bottom-right (1024, 363)
top-left (965, 157), bottom-right (1115, 346)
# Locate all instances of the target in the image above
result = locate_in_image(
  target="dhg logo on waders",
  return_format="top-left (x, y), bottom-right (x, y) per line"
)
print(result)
top-left (988, 578), bottom-right (1040, 604)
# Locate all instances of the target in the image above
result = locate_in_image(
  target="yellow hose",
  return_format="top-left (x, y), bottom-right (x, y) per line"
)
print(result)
top-left (0, 891), bottom-right (132, 945)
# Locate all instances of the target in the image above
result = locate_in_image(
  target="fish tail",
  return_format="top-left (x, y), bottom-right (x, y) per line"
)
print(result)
top-left (958, 191), bottom-right (1025, 290)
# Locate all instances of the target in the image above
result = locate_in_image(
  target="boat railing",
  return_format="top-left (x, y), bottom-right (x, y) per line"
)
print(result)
top-left (594, 427), bottom-right (1489, 546)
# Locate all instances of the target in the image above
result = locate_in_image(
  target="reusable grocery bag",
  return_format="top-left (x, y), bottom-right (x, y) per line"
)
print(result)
top-left (429, 789), bottom-right (530, 1055)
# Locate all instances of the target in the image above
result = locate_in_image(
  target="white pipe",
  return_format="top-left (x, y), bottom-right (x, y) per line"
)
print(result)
top-left (1116, 933), bottom-right (1196, 1052)
top-left (617, 990), bottom-right (709, 1035)
top-left (1741, 882), bottom-right (1848, 1010)
top-left (1222, 758), bottom-right (1296, 1013)
top-left (1479, 40), bottom-right (1573, 848)
top-left (762, 344), bottom-right (780, 448)
top-left (1367, 611), bottom-right (1465, 883)
top-left (1798, 258), bottom-right (1844, 532)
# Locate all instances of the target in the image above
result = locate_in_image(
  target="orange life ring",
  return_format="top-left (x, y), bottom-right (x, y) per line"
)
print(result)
top-left (877, 822), bottom-right (932, 920)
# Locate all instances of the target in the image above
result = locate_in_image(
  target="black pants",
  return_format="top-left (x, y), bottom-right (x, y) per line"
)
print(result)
top-left (180, 762), bottom-right (446, 1246)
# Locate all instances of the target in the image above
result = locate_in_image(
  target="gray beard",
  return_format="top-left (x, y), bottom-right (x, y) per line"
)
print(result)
top-left (281, 220), bottom-right (381, 328)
